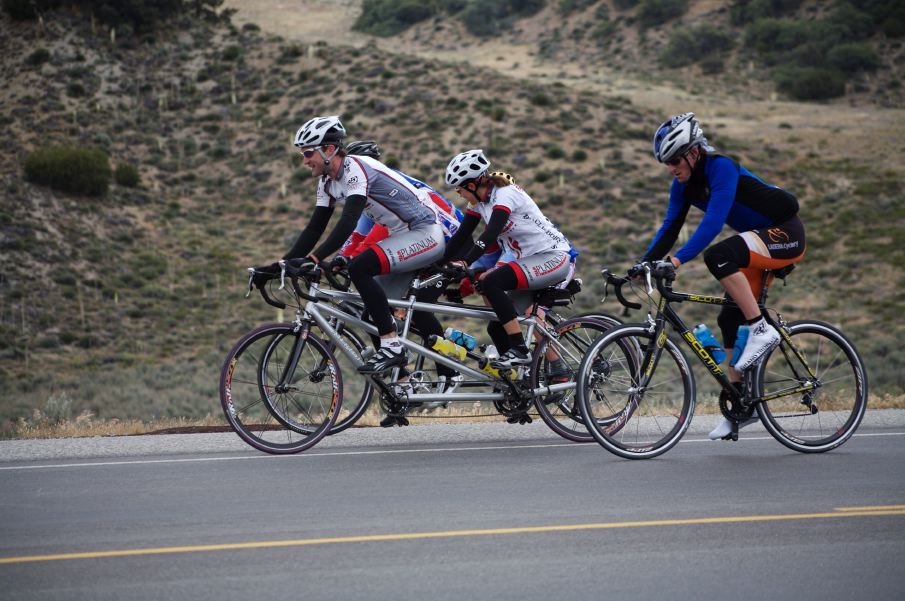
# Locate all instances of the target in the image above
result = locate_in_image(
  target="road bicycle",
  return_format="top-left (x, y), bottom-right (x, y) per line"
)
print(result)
top-left (575, 260), bottom-right (868, 459)
top-left (219, 262), bottom-right (621, 454)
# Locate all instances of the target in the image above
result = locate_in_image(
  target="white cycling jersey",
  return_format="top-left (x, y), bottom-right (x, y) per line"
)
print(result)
top-left (316, 155), bottom-right (436, 233)
top-left (469, 184), bottom-right (570, 259)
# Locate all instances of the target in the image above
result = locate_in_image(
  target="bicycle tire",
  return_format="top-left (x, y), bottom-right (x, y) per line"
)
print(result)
top-left (576, 324), bottom-right (696, 459)
top-left (262, 324), bottom-right (373, 434)
top-left (531, 316), bottom-right (621, 442)
top-left (570, 311), bottom-right (623, 330)
top-left (220, 323), bottom-right (341, 454)
top-left (753, 319), bottom-right (868, 453)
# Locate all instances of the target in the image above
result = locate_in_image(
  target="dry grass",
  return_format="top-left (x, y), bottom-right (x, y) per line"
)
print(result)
top-left (3, 413), bottom-right (228, 440)
top-left (5, 395), bottom-right (903, 440)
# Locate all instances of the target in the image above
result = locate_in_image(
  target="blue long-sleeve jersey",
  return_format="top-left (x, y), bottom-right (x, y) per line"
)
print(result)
top-left (642, 155), bottom-right (799, 264)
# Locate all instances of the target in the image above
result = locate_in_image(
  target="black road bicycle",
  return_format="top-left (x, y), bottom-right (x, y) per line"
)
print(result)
top-left (576, 260), bottom-right (868, 459)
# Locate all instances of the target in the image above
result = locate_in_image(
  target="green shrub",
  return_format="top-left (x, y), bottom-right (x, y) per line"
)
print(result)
top-left (660, 24), bottom-right (735, 67)
top-left (2, 0), bottom-right (59, 20)
top-left (558, 0), bottom-right (596, 13)
top-left (528, 92), bottom-right (552, 106)
top-left (25, 48), bottom-right (51, 67)
top-left (459, 0), bottom-right (545, 37)
top-left (571, 149), bottom-right (588, 162)
top-left (637, 0), bottom-right (687, 28)
top-left (828, 42), bottom-right (879, 74)
top-left (221, 45), bottom-right (242, 61)
top-left (773, 66), bottom-right (846, 101)
top-left (353, 0), bottom-right (438, 37)
top-left (24, 146), bottom-right (111, 196)
top-left (67, 82), bottom-right (87, 97)
top-left (730, 0), bottom-right (802, 26)
top-left (115, 163), bottom-right (141, 188)
top-left (613, 0), bottom-right (639, 9)
top-left (545, 145), bottom-right (565, 160)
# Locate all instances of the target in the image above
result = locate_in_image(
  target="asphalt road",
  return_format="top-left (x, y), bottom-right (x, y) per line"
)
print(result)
top-left (1, 424), bottom-right (904, 601)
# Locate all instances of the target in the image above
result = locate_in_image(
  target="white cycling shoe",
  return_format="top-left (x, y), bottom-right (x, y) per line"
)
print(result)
top-left (734, 318), bottom-right (780, 371)
top-left (708, 416), bottom-right (758, 440)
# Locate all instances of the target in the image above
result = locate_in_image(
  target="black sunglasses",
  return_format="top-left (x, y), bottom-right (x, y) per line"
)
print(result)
top-left (665, 154), bottom-right (685, 167)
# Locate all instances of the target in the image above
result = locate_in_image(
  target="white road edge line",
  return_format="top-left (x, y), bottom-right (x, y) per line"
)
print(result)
top-left (1, 431), bottom-right (903, 471)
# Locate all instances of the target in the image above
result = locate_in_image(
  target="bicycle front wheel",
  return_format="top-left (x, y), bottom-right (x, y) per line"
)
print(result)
top-left (220, 323), bottom-right (342, 454)
top-left (754, 319), bottom-right (868, 453)
top-left (577, 324), bottom-right (695, 459)
top-left (263, 323), bottom-right (373, 434)
top-left (531, 316), bottom-right (620, 442)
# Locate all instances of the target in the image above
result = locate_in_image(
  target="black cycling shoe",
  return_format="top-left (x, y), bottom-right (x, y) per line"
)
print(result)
top-left (490, 347), bottom-right (531, 369)
top-left (380, 414), bottom-right (410, 427)
top-left (358, 347), bottom-right (408, 375)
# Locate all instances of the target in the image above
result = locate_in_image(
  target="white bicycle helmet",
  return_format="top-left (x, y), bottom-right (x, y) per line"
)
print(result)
top-left (651, 112), bottom-right (711, 163)
top-left (294, 115), bottom-right (346, 149)
top-left (445, 149), bottom-right (490, 187)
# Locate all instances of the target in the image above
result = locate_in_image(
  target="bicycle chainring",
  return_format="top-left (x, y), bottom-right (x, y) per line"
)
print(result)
top-left (718, 388), bottom-right (756, 422)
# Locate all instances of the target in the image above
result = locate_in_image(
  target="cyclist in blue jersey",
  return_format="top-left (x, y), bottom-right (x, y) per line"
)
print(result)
top-left (637, 113), bottom-right (806, 440)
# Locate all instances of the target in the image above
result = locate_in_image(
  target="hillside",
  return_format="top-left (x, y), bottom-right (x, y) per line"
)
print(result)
top-left (1, 3), bottom-right (903, 430)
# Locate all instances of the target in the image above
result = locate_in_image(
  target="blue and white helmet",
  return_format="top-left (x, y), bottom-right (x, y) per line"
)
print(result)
top-left (652, 112), bottom-right (712, 163)
top-left (445, 149), bottom-right (490, 187)
top-left (294, 115), bottom-right (346, 149)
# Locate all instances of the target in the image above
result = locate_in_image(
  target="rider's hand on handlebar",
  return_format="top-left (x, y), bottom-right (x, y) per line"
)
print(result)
top-left (284, 257), bottom-right (316, 277)
top-left (251, 262), bottom-right (281, 288)
top-left (627, 262), bottom-right (645, 280)
top-left (438, 260), bottom-right (469, 279)
top-left (327, 254), bottom-right (349, 274)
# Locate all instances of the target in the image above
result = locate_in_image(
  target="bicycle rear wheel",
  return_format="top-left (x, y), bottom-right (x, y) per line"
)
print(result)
top-left (753, 319), bottom-right (868, 453)
top-left (577, 325), bottom-right (695, 459)
top-left (220, 323), bottom-right (341, 454)
top-left (531, 316), bottom-right (620, 442)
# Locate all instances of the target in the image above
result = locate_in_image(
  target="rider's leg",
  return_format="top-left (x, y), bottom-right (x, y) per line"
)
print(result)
top-left (412, 284), bottom-right (459, 380)
top-left (481, 265), bottom-right (531, 366)
top-left (704, 236), bottom-right (781, 371)
top-left (349, 248), bottom-right (408, 374)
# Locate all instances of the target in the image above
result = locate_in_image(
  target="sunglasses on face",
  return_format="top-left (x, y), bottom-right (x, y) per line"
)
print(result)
top-left (299, 147), bottom-right (319, 159)
top-left (665, 155), bottom-right (685, 167)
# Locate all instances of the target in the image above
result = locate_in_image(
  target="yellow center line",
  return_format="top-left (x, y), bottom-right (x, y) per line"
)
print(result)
top-left (2, 508), bottom-right (903, 565)
top-left (835, 504), bottom-right (905, 512)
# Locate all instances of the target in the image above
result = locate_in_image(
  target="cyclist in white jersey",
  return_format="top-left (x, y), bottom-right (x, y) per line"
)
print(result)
top-left (275, 116), bottom-right (445, 374)
top-left (442, 149), bottom-right (572, 368)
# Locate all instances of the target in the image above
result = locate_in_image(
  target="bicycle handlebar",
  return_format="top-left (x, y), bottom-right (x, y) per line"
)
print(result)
top-left (601, 269), bottom-right (642, 310)
top-left (322, 266), bottom-right (351, 292)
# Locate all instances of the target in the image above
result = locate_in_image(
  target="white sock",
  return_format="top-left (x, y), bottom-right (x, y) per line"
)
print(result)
top-left (381, 337), bottom-right (403, 354)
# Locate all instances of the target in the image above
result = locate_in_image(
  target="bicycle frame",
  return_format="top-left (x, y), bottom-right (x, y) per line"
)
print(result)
top-left (281, 278), bottom-right (581, 405)
top-left (633, 271), bottom-right (820, 407)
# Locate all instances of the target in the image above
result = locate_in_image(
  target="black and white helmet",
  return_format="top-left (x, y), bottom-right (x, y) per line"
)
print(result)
top-left (345, 140), bottom-right (381, 159)
top-left (651, 112), bottom-right (712, 163)
top-left (445, 149), bottom-right (490, 187)
top-left (294, 115), bottom-right (346, 149)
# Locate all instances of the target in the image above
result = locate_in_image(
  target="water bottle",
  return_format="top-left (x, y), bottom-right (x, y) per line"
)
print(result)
top-left (444, 327), bottom-right (477, 351)
top-left (693, 324), bottom-right (727, 364)
top-left (429, 335), bottom-right (466, 361)
top-left (730, 325), bottom-right (750, 367)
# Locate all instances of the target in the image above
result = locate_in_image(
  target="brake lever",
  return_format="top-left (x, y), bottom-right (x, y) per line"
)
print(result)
top-left (600, 268), bottom-right (610, 303)
top-left (278, 259), bottom-right (287, 290)
top-left (644, 263), bottom-right (654, 295)
top-left (245, 268), bottom-right (255, 298)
